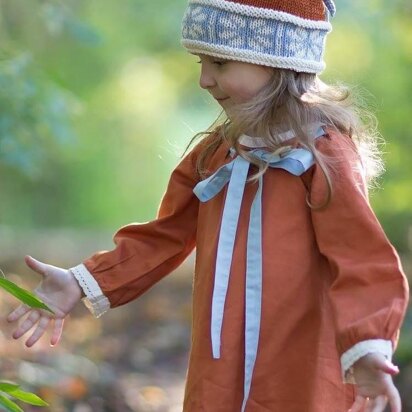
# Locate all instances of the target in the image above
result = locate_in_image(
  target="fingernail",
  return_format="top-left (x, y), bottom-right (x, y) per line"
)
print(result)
top-left (389, 365), bottom-right (400, 374)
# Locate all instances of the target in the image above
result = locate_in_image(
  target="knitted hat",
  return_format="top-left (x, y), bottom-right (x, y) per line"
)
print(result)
top-left (181, 0), bottom-right (336, 73)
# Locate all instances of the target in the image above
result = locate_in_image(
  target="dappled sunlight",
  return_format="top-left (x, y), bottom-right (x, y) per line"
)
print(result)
top-left (390, 16), bottom-right (412, 58)
top-left (117, 57), bottom-right (178, 122)
top-left (326, 22), bottom-right (374, 77)
top-left (1, 0), bottom-right (412, 410)
top-left (376, 181), bottom-right (412, 213)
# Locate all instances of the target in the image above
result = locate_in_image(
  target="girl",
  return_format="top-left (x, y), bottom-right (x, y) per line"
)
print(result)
top-left (7, 0), bottom-right (409, 411)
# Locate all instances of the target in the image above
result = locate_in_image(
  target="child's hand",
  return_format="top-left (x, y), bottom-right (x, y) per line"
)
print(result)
top-left (6, 255), bottom-right (83, 348)
top-left (348, 353), bottom-right (402, 412)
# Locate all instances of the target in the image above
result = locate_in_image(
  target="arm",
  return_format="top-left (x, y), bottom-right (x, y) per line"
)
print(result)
top-left (7, 135), bottom-right (218, 346)
top-left (308, 130), bottom-right (409, 383)
top-left (70, 136), bottom-right (215, 316)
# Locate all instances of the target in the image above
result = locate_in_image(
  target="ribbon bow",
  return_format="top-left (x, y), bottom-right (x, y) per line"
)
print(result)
top-left (193, 125), bottom-right (325, 412)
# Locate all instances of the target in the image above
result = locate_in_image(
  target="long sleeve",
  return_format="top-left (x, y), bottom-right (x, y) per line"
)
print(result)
top-left (70, 136), bottom-right (215, 316)
top-left (308, 130), bottom-right (409, 382)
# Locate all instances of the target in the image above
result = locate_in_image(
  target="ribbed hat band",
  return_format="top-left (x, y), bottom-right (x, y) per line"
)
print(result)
top-left (181, 0), bottom-right (336, 73)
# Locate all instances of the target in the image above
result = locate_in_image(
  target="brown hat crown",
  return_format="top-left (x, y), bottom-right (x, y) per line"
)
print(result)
top-left (225, 0), bottom-right (328, 20)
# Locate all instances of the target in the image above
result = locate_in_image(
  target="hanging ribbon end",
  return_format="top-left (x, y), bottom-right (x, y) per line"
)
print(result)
top-left (211, 333), bottom-right (221, 359)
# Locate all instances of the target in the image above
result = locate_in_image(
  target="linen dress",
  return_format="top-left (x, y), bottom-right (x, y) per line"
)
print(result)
top-left (71, 127), bottom-right (409, 412)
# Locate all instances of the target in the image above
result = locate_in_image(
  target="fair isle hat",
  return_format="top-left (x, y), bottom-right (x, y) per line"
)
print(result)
top-left (181, 0), bottom-right (336, 73)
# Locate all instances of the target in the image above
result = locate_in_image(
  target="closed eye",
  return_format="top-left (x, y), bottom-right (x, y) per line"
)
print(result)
top-left (213, 60), bottom-right (226, 66)
top-left (196, 59), bottom-right (227, 66)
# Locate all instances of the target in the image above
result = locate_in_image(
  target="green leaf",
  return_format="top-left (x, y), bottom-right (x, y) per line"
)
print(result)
top-left (0, 383), bottom-right (19, 393)
top-left (0, 382), bottom-right (48, 407)
top-left (4, 389), bottom-right (48, 407)
top-left (0, 394), bottom-right (23, 412)
top-left (0, 278), bottom-right (54, 313)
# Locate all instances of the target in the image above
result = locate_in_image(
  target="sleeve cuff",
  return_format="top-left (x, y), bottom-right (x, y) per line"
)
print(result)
top-left (69, 264), bottom-right (110, 318)
top-left (340, 339), bottom-right (393, 384)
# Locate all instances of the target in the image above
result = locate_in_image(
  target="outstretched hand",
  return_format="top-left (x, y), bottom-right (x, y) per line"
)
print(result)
top-left (6, 255), bottom-right (83, 347)
top-left (349, 353), bottom-right (402, 412)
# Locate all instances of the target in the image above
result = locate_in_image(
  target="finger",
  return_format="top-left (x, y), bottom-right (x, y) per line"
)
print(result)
top-left (370, 355), bottom-right (400, 376)
top-left (349, 395), bottom-right (367, 412)
top-left (25, 316), bottom-right (51, 347)
top-left (24, 255), bottom-right (49, 277)
top-left (363, 397), bottom-right (372, 412)
top-left (370, 395), bottom-right (388, 412)
top-left (12, 311), bottom-right (41, 339)
top-left (50, 318), bottom-right (64, 346)
top-left (7, 304), bottom-right (31, 323)
top-left (363, 397), bottom-right (375, 412)
top-left (387, 384), bottom-right (402, 412)
top-left (381, 359), bottom-right (400, 376)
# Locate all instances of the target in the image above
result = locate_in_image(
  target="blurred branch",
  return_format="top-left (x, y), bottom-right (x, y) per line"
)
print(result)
top-left (0, 0), bottom-right (103, 178)
top-left (0, 52), bottom-right (80, 178)
top-left (39, 0), bottom-right (102, 45)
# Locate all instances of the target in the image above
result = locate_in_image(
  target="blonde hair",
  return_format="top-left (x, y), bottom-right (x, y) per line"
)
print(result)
top-left (185, 68), bottom-right (384, 209)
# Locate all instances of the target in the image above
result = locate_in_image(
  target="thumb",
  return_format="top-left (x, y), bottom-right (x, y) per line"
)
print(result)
top-left (25, 255), bottom-right (49, 277)
top-left (379, 358), bottom-right (400, 375)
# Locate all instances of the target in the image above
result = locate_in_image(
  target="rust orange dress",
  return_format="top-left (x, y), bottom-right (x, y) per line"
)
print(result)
top-left (70, 127), bottom-right (409, 412)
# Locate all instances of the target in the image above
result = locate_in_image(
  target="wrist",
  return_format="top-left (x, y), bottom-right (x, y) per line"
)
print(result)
top-left (69, 264), bottom-right (110, 317)
top-left (67, 269), bottom-right (86, 299)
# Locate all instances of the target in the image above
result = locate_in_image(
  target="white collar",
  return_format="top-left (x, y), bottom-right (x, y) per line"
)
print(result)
top-left (238, 123), bottom-right (323, 148)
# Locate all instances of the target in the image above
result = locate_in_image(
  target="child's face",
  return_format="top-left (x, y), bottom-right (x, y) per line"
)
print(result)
top-left (195, 54), bottom-right (274, 114)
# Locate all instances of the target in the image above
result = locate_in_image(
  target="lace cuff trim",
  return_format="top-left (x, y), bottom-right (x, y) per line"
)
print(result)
top-left (341, 339), bottom-right (393, 384)
top-left (69, 264), bottom-right (110, 318)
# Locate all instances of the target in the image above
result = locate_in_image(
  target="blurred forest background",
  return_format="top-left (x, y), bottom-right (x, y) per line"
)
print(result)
top-left (0, 0), bottom-right (411, 411)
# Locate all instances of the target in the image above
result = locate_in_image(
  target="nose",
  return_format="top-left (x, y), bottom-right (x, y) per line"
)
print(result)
top-left (199, 64), bottom-right (215, 90)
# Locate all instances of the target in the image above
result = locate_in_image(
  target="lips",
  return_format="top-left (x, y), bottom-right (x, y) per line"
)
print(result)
top-left (215, 97), bottom-right (229, 101)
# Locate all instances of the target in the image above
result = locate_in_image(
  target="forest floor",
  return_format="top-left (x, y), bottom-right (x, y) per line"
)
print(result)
top-left (0, 227), bottom-right (194, 411)
top-left (0, 227), bottom-right (411, 411)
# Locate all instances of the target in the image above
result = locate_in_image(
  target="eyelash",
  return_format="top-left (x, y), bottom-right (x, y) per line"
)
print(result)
top-left (197, 60), bottom-right (226, 66)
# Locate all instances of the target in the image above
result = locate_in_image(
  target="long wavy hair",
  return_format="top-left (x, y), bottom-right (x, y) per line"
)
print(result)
top-left (185, 68), bottom-right (384, 209)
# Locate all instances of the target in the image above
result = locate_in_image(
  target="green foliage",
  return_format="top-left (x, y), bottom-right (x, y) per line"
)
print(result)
top-left (0, 0), bottom-right (410, 250)
top-left (0, 271), bottom-right (52, 409)
top-left (0, 2), bottom-right (411, 407)
top-left (0, 381), bottom-right (48, 412)
top-left (0, 395), bottom-right (22, 412)
top-left (0, 0), bottom-right (103, 178)
top-left (0, 51), bottom-right (78, 177)
top-left (40, 2), bottom-right (102, 45)
top-left (0, 277), bottom-right (54, 314)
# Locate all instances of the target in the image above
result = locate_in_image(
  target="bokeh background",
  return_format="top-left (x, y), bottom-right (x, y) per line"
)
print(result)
top-left (0, 0), bottom-right (411, 411)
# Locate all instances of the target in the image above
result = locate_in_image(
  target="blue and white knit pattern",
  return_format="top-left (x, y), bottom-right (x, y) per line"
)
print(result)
top-left (181, 0), bottom-right (333, 73)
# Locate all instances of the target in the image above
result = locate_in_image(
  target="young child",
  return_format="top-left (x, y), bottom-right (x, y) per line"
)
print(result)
top-left (7, 0), bottom-right (410, 411)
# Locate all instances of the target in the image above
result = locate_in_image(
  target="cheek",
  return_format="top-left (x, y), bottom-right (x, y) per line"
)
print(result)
top-left (222, 79), bottom-right (256, 102)
top-left (222, 73), bottom-right (271, 102)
